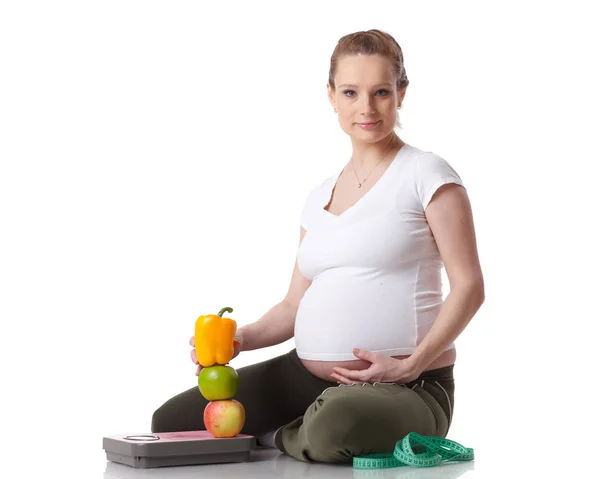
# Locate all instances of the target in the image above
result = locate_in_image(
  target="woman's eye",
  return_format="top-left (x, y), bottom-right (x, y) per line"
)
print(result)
top-left (342, 89), bottom-right (390, 97)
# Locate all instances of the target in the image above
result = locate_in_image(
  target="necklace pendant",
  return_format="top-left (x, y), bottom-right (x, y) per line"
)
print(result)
top-left (358, 182), bottom-right (362, 188)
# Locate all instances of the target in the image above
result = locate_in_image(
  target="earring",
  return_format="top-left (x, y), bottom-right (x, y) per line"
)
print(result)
top-left (334, 109), bottom-right (338, 113)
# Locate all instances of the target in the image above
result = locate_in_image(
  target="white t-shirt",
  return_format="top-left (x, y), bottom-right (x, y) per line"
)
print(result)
top-left (294, 143), bottom-right (465, 361)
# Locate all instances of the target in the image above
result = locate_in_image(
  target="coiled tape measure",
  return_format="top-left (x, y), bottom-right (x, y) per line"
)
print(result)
top-left (353, 432), bottom-right (474, 469)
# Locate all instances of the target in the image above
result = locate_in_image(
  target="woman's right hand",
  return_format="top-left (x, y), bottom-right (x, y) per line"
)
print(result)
top-left (190, 334), bottom-right (242, 376)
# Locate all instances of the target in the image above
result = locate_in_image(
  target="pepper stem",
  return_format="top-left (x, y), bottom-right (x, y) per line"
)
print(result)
top-left (218, 307), bottom-right (233, 317)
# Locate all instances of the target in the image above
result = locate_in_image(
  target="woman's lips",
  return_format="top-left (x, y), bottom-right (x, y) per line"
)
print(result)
top-left (357, 121), bottom-right (381, 129)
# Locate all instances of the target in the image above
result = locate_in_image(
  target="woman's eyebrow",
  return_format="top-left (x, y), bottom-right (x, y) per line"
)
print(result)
top-left (338, 82), bottom-right (393, 88)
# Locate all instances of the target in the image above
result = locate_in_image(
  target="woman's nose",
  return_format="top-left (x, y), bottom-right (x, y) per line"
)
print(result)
top-left (360, 96), bottom-right (376, 116)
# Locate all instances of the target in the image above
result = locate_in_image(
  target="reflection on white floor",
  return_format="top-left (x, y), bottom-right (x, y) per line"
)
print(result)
top-left (103, 446), bottom-right (477, 479)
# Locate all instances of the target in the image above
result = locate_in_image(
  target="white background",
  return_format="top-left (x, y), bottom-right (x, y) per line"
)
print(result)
top-left (1, 1), bottom-right (598, 476)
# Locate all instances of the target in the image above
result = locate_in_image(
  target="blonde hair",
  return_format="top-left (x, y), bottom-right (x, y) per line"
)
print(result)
top-left (328, 29), bottom-right (409, 130)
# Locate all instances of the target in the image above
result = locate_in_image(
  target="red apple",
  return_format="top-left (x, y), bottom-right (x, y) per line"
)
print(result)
top-left (203, 399), bottom-right (245, 438)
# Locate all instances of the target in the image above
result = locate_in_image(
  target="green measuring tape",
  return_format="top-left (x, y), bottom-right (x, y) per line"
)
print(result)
top-left (353, 432), bottom-right (474, 469)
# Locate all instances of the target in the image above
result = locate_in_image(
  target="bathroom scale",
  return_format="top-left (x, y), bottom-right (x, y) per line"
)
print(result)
top-left (103, 430), bottom-right (256, 468)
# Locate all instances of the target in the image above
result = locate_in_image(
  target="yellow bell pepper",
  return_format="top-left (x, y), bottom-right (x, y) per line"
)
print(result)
top-left (195, 307), bottom-right (238, 367)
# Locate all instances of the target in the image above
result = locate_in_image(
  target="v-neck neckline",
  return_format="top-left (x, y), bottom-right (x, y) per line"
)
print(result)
top-left (321, 143), bottom-right (409, 219)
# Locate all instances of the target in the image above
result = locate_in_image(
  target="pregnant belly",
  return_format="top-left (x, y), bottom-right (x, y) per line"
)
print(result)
top-left (300, 348), bottom-right (456, 382)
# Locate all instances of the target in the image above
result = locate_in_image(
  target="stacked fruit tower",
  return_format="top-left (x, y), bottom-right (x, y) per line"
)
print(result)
top-left (195, 307), bottom-right (246, 438)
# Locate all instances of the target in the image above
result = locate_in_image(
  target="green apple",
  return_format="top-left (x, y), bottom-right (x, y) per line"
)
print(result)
top-left (198, 365), bottom-right (239, 400)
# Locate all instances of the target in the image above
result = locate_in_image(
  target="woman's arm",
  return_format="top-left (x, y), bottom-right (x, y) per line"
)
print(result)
top-left (330, 182), bottom-right (485, 384)
top-left (237, 226), bottom-right (312, 351)
top-left (408, 183), bottom-right (485, 372)
top-left (408, 281), bottom-right (484, 372)
top-left (237, 300), bottom-right (297, 351)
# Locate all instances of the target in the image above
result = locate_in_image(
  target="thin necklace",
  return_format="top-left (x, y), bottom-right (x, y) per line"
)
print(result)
top-left (350, 136), bottom-right (396, 188)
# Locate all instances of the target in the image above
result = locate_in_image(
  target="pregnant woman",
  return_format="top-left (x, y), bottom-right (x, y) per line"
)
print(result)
top-left (151, 28), bottom-right (485, 465)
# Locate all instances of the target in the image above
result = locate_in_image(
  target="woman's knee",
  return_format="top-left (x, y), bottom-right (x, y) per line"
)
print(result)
top-left (300, 391), bottom-right (367, 462)
top-left (151, 403), bottom-right (173, 433)
top-left (298, 385), bottom-right (434, 462)
top-left (150, 409), bottom-right (163, 433)
top-left (302, 420), bottom-right (355, 463)
top-left (150, 387), bottom-right (204, 433)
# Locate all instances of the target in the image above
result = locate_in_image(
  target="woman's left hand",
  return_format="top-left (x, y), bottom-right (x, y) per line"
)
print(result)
top-left (330, 348), bottom-right (422, 385)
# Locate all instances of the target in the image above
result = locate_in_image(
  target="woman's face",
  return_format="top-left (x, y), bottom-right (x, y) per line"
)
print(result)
top-left (328, 54), bottom-right (406, 142)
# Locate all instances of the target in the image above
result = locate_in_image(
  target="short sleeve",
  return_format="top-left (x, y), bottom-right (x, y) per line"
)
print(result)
top-left (414, 153), bottom-right (465, 210)
top-left (299, 184), bottom-right (320, 231)
top-left (300, 194), bottom-right (310, 230)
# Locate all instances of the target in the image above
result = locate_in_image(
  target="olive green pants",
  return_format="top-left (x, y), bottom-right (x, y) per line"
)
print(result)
top-left (151, 348), bottom-right (454, 464)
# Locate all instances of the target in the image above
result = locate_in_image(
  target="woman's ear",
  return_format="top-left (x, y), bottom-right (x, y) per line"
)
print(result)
top-left (327, 83), bottom-right (336, 111)
top-left (397, 85), bottom-right (407, 106)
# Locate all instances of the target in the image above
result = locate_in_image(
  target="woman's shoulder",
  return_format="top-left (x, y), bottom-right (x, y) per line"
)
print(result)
top-left (399, 143), bottom-right (461, 179)
top-left (401, 142), bottom-right (444, 165)
top-left (401, 144), bottom-right (464, 209)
